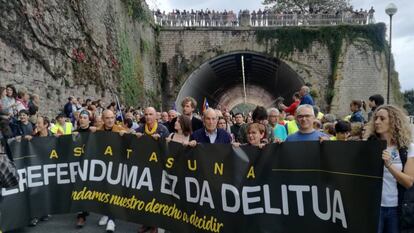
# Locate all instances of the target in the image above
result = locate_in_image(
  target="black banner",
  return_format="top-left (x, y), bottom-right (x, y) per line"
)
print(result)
top-left (0, 132), bottom-right (385, 233)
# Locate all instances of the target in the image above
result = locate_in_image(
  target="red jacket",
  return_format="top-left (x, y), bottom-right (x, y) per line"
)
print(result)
top-left (285, 100), bottom-right (300, 116)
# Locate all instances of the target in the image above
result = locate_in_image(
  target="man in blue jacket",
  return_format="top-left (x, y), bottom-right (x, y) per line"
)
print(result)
top-left (299, 85), bottom-right (314, 106)
top-left (189, 108), bottom-right (232, 146)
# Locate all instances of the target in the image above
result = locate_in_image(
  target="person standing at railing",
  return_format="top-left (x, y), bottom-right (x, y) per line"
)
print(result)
top-left (368, 6), bottom-right (375, 24)
top-left (262, 8), bottom-right (268, 26)
top-left (190, 9), bottom-right (195, 26)
top-left (251, 10), bottom-right (256, 26)
top-left (257, 9), bottom-right (262, 26)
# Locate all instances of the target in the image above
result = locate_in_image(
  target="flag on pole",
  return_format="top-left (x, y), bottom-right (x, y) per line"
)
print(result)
top-left (202, 97), bottom-right (209, 113)
top-left (114, 95), bottom-right (124, 123)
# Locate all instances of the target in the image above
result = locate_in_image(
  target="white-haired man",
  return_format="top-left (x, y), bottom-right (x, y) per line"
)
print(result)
top-left (285, 105), bottom-right (329, 142)
top-left (299, 86), bottom-right (314, 106)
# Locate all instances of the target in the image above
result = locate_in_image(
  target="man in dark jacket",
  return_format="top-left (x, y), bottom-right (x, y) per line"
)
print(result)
top-left (136, 107), bottom-right (169, 139)
top-left (181, 97), bottom-right (203, 131)
top-left (367, 94), bottom-right (384, 121)
top-left (64, 96), bottom-right (74, 118)
top-left (189, 108), bottom-right (231, 145)
top-left (230, 113), bottom-right (245, 142)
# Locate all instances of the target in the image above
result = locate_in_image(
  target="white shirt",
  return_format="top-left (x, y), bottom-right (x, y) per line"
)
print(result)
top-left (205, 129), bottom-right (218, 143)
top-left (381, 143), bottom-right (414, 207)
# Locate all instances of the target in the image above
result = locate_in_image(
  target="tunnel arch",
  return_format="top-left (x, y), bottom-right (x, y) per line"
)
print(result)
top-left (175, 51), bottom-right (304, 113)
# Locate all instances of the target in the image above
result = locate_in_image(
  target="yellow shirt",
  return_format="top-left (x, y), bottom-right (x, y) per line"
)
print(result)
top-left (286, 120), bottom-right (299, 135)
top-left (317, 112), bottom-right (324, 120)
top-left (344, 115), bottom-right (351, 122)
top-left (50, 122), bottom-right (73, 135)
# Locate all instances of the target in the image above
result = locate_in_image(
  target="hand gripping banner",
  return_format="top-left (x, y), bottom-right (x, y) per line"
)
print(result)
top-left (0, 132), bottom-right (385, 233)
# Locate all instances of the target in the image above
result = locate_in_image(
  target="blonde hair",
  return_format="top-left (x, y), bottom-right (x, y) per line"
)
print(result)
top-left (364, 105), bottom-right (412, 148)
top-left (248, 123), bottom-right (266, 134)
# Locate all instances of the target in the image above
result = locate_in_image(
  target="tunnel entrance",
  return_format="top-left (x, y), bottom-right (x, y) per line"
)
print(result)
top-left (175, 52), bottom-right (304, 114)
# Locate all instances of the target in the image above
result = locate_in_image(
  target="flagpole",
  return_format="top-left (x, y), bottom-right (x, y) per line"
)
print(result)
top-left (114, 94), bottom-right (124, 122)
top-left (241, 55), bottom-right (247, 104)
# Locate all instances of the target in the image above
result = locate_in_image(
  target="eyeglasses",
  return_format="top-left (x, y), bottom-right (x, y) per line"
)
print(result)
top-left (297, 114), bottom-right (313, 119)
top-left (269, 115), bottom-right (279, 118)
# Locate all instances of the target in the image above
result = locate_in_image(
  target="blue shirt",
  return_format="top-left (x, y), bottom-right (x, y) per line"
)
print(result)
top-left (274, 124), bottom-right (287, 141)
top-left (300, 94), bottom-right (314, 106)
top-left (350, 110), bottom-right (365, 123)
top-left (285, 130), bottom-right (328, 142)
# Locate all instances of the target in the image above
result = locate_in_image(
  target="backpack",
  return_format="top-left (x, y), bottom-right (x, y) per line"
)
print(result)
top-left (398, 147), bottom-right (414, 230)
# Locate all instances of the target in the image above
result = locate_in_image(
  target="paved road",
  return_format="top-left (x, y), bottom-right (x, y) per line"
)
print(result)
top-left (8, 213), bottom-right (142, 233)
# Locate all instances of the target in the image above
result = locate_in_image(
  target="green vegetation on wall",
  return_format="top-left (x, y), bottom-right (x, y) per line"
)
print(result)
top-left (140, 38), bottom-right (151, 53)
top-left (122, 0), bottom-right (151, 22)
top-left (256, 23), bottom-right (387, 106)
top-left (119, 32), bottom-right (144, 106)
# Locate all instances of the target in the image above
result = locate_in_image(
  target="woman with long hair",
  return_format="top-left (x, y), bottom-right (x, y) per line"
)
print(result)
top-left (364, 105), bottom-right (414, 233)
top-left (166, 115), bottom-right (192, 145)
top-left (2, 85), bottom-right (17, 115)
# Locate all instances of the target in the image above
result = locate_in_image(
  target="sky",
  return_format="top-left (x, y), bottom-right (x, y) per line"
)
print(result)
top-left (146, 0), bottom-right (414, 91)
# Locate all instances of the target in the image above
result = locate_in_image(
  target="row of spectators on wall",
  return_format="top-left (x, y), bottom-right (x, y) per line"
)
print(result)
top-left (153, 6), bottom-right (375, 27)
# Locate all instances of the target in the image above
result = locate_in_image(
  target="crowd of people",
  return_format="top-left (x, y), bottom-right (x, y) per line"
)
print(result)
top-left (153, 6), bottom-right (375, 27)
top-left (1, 82), bottom-right (414, 233)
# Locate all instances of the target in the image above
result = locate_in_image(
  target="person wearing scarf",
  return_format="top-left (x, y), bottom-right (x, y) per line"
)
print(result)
top-left (135, 107), bottom-right (169, 233)
top-left (136, 107), bottom-right (169, 139)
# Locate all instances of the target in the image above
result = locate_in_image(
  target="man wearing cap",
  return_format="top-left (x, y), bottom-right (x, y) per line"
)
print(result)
top-left (50, 113), bottom-right (73, 136)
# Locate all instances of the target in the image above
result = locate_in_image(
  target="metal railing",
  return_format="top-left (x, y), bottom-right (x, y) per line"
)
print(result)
top-left (153, 11), bottom-right (375, 27)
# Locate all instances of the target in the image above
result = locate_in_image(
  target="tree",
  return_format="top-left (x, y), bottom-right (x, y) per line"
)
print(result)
top-left (262, 0), bottom-right (351, 13)
top-left (403, 89), bottom-right (414, 115)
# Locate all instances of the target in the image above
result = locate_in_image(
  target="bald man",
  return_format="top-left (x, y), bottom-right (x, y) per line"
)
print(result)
top-left (96, 109), bottom-right (126, 232)
top-left (136, 107), bottom-right (169, 139)
top-left (97, 110), bottom-right (126, 134)
top-left (189, 108), bottom-right (232, 146)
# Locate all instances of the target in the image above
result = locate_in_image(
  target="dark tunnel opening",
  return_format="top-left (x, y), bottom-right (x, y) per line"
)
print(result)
top-left (175, 51), bottom-right (304, 113)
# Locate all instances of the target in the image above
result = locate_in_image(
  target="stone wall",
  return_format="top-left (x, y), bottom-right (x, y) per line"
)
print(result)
top-left (330, 39), bottom-right (391, 118)
top-left (0, 0), bottom-right (159, 117)
top-left (0, 2), bottom-right (399, 117)
top-left (159, 28), bottom-right (332, 111)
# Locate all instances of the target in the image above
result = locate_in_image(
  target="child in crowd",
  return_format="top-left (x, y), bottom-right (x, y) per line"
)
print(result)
top-left (349, 100), bottom-right (365, 123)
top-left (335, 120), bottom-right (351, 141)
